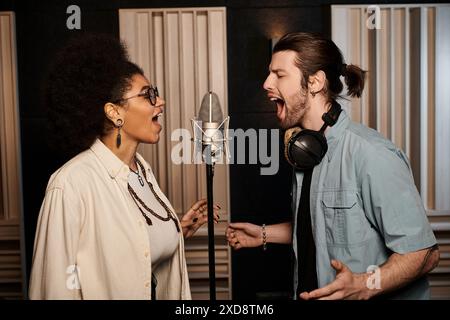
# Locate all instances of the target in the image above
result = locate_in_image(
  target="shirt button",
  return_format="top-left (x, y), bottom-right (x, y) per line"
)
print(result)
top-left (138, 221), bottom-right (143, 226)
top-left (145, 282), bottom-right (150, 288)
top-left (144, 251), bottom-right (149, 258)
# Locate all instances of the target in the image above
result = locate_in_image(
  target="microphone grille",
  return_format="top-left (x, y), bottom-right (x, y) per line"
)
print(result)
top-left (198, 91), bottom-right (223, 123)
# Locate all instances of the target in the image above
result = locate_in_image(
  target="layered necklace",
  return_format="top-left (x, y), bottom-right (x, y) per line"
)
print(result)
top-left (127, 158), bottom-right (180, 232)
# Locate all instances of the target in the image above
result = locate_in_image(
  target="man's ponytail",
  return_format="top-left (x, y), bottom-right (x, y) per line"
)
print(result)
top-left (342, 64), bottom-right (366, 98)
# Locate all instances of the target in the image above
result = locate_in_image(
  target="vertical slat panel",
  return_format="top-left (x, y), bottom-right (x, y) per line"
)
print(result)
top-left (426, 8), bottom-right (436, 210)
top-left (404, 8), bottom-right (411, 159)
top-left (180, 11), bottom-right (197, 211)
top-left (119, 11), bottom-right (138, 61)
top-left (409, 8), bottom-right (422, 188)
top-left (208, 10), bottom-right (228, 216)
top-left (331, 7), bottom-right (351, 113)
top-left (135, 12), bottom-right (154, 171)
top-left (195, 11), bottom-right (209, 200)
top-left (0, 15), bottom-right (6, 221)
top-left (153, 12), bottom-right (167, 192)
top-left (192, 10), bottom-right (200, 201)
top-left (360, 8), bottom-right (369, 126)
top-left (367, 28), bottom-right (377, 130)
top-left (420, 7), bottom-right (428, 206)
top-left (0, 15), bottom-right (11, 220)
top-left (137, 13), bottom-right (150, 82)
top-left (393, 9), bottom-right (406, 151)
top-left (177, 10), bottom-right (186, 214)
top-left (147, 12), bottom-right (158, 172)
top-left (435, 6), bottom-right (450, 210)
top-left (0, 11), bottom-right (24, 299)
top-left (208, 10), bottom-right (226, 112)
top-left (348, 9), bottom-right (361, 122)
top-left (390, 8), bottom-right (396, 145)
top-left (375, 12), bottom-right (380, 132)
top-left (378, 9), bottom-right (390, 138)
top-left (165, 12), bottom-right (183, 213)
top-left (0, 13), bottom-right (20, 221)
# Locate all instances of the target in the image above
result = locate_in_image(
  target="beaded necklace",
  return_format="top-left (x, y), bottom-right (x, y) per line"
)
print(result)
top-left (127, 158), bottom-right (180, 232)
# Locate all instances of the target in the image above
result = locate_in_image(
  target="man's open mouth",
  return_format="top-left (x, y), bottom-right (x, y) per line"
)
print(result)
top-left (270, 96), bottom-right (286, 121)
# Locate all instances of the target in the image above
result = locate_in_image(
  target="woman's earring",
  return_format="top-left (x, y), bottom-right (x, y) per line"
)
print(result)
top-left (116, 119), bottom-right (123, 148)
top-left (310, 90), bottom-right (316, 98)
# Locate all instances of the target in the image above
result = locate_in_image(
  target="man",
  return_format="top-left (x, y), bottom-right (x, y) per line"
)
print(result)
top-left (226, 32), bottom-right (439, 299)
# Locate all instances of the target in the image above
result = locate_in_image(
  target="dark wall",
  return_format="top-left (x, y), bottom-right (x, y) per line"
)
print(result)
top-left (226, 3), bottom-right (330, 299)
top-left (1, 0), bottom-right (446, 300)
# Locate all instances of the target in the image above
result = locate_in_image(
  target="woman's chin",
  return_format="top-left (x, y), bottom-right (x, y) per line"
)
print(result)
top-left (141, 133), bottom-right (160, 145)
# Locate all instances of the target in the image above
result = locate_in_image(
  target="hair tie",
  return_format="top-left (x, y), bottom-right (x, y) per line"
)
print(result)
top-left (341, 63), bottom-right (347, 76)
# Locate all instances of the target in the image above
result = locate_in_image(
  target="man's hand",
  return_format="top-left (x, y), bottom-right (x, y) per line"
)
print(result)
top-left (226, 223), bottom-right (263, 250)
top-left (299, 260), bottom-right (372, 300)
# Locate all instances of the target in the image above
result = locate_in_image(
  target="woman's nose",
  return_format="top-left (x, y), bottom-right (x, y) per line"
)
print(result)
top-left (156, 96), bottom-right (165, 108)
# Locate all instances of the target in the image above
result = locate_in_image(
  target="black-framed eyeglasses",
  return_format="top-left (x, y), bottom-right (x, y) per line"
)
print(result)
top-left (114, 85), bottom-right (159, 106)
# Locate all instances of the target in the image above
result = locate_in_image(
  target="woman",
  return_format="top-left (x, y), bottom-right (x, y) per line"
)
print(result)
top-left (29, 34), bottom-right (218, 300)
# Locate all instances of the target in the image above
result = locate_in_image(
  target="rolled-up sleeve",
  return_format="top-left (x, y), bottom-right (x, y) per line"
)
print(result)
top-left (359, 147), bottom-right (436, 254)
top-left (29, 185), bottom-right (83, 299)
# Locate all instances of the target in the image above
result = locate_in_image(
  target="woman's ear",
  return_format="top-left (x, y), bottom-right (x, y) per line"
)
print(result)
top-left (104, 102), bottom-right (123, 124)
top-left (308, 70), bottom-right (326, 93)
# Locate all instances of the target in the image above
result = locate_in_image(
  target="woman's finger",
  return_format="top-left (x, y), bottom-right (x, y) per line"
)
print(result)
top-left (184, 207), bottom-right (198, 219)
top-left (190, 199), bottom-right (207, 211)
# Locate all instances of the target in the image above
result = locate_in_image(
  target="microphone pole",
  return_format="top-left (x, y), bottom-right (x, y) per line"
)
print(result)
top-left (206, 159), bottom-right (216, 300)
top-left (203, 120), bottom-right (219, 301)
top-left (192, 91), bottom-right (230, 301)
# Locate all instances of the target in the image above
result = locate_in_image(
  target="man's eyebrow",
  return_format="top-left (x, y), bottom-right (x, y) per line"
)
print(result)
top-left (269, 68), bottom-right (287, 73)
top-left (140, 85), bottom-right (150, 92)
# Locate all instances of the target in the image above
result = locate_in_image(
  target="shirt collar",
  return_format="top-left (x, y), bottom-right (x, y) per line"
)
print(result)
top-left (89, 139), bottom-right (153, 182)
top-left (90, 139), bottom-right (130, 180)
top-left (324, 109), bottom-right (351, 161)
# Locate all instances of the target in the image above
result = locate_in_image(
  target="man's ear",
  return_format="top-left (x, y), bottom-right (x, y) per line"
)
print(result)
top-left (308, 70), bottom-right (326, 93)
top-left (104, 102), bottom-right (123, 124)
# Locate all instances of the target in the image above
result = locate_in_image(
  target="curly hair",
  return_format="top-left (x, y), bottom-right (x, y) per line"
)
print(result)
top-left (44, 34), bottom-right (143, 156)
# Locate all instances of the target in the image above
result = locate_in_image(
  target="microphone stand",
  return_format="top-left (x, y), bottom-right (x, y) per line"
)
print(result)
top-left (205, 157), bottom-right (216, 300)
top-left (192, 94), bottom-right (229, 301)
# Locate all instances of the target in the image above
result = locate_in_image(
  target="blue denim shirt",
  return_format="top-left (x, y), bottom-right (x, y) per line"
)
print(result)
top-left (292, 110), bottom-right (437, 299)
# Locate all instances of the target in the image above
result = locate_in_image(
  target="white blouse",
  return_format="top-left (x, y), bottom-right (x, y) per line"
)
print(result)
top-left (127, 163), bottom-right (179, 270)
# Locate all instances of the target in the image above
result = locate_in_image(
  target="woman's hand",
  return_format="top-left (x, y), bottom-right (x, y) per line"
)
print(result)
top-left (181, 199), bottom-right (220, 239)
top-left (226, 222), bottom-right (263, 250)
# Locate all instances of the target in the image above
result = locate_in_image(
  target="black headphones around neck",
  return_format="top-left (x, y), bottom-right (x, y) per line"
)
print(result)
top-left (283, 100), bottom-right (342, 170)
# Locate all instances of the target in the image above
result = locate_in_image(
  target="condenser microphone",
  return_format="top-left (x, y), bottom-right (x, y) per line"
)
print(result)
top-left (192, 91), bottom-right (230, 164)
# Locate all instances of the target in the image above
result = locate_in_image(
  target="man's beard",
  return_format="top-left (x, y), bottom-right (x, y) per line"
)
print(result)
top-left (280, 93), bottom-right (309, 129)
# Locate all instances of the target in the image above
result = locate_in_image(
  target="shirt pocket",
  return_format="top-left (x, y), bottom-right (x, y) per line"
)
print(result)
top-left (322, 191), bottom-right (365, 246)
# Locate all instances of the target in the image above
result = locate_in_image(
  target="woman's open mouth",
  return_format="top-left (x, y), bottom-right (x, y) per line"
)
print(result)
top-left (151, 113), bottom-right (163, 126)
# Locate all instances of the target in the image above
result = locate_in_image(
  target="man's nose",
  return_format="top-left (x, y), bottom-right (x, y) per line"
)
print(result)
top-left (263, 74), bottom-right (274, 91)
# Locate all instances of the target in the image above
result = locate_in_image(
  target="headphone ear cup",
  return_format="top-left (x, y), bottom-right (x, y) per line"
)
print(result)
top-left (286, 129), bottom-right (328, 170)
top-left (284, 127), bottom-right (302, 146)
top-left (284, 127), bottom-right (302, 167)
